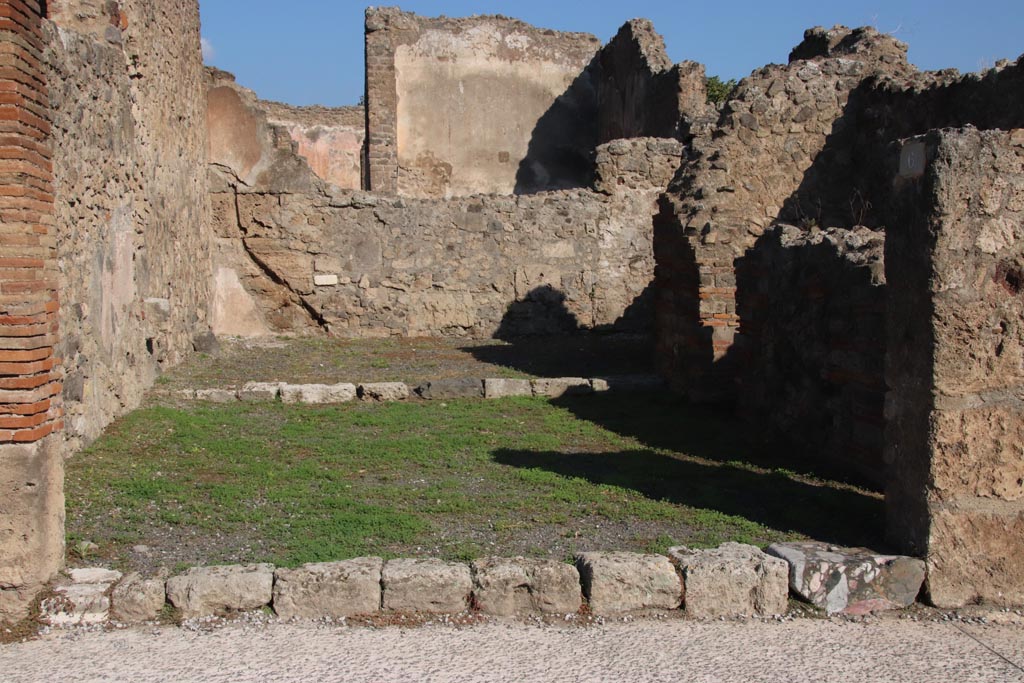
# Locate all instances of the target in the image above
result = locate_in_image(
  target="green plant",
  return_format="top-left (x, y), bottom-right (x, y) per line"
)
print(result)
top-left (706, 76), bottom-right (738, 106)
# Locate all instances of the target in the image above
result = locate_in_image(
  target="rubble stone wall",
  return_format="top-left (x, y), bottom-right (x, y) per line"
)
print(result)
top-left (44, 0), bottom-right (211, 452)
top-left (211, 136), bottom-right (681, 338)
top-left (736, 225), bottom-right (887, 484)
top-left (365, 7), bottom-right (602, 198)
top-left (886, 128), bottom-right (1024, 607)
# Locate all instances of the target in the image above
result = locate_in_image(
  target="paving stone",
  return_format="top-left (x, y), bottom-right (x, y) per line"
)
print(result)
top-left (165, 564), bottom-right (274, 618)
top-left (471, 557), bottom-right (582, 616)
top-left (238, 382), bottom-right (282, 401)
top-left (484, 378), bottom-right (533, 399)
top-left (766, 542), bottom-right (926, 614)
top-left (111, 572), bottom-right (166, 623)
top-left (194, 388), bottom-right (238, 403)
top-left (590, 375), bottom-right (666, 393)
top-left (414, 378), bottom-right (484, 400)
top-left (280, 383), bottom-right (357, 404)
top-left (42, 568), bottom-right (123, 626)
top-left (532, 377), bottom-right (592, 398)
top-left (68, 568), bottom-right (123, 584)
top-left (273, 558), bottom-right (383, 619)
top-left (576, 552), bottom-right (682, 615)
top-left (382, 559), bottom-right (472, 613)
top-left (668, 543), bottom-right (789, 618)
top-left (359, 382), bottom-right (410, 402)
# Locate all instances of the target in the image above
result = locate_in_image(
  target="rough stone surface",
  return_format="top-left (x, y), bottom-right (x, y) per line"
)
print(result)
top-left (471, 557), bottom-right (582, 616)
top-left (238, 382), bottom-right (282, 401)
top-left (668, 543), bottom-right (789, 618)
top-left (194, 388), bottom-right (238, 403)
top-left (280, 383), bottom-right (357, 405)
top-left (165, 564), bottom-right (274, 618)
top-left (43, 568), bottom-right (123, 627)
top-left (767, 542), bottom-right (925, 614)
top-left (484, 379), bottom-right (534, 399)
top-left (358, 383), bottom-right (410, 402)
top-left (382, 559), bottom-right (473, 613)
top-left (273, 558), bottom-right (384, 620)
top-left (576, 552), bottom-right (682, 614)
top-left (110, 573), bottom-right (167, 624)
top-left (414, 379), bottom-right (484, 400)
top-left (531, 378), bottom-right (592, 398)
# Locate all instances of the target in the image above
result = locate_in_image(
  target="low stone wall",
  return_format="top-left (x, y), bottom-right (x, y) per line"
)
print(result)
top-left (736, 225), bottom-right (886, 484)
top-left (211, 137), bottom-right (681, 338)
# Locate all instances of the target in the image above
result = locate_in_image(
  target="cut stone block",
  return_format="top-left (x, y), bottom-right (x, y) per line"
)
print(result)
top-left (576, 552), bottom-right (681, 615)
top-left (238, 382), bottom-right (281, 401)
top-left (194, 388), bottom-right (238, 403)
top-left (382, 559), bottom-right (472, 613)
top-left (532, 377), bottom-right (591, 398)
top-left (590, 375), bottom-right (666, 393)
top-left (484, 378), bottom-right (533, 399)
top-left (668, 543), bottom-right (789, 618)
top-left (766, 542), bottom-right (925, 615)
top-left (165, 564), bottom-right (274, 618)
top-left (414, 378), bottom-right (484, 400)
top-left (273, 558), bottom-right (383, 619)
top-left (111, 572), bottom-right (166, 623)
top-left (43, 568), bottom-right (123, 626)
top-left (280, 383), bottom-right (357, 404)
top-left (358, 382), bottom-right (410, 402)
top-left (471, 557), bottom-right (582, 616)
top-left (313, 274), bottom-right (339, 287)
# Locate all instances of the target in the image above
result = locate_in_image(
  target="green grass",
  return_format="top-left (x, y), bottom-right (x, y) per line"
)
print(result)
top-left (65, 395), bottom-right (884, 572)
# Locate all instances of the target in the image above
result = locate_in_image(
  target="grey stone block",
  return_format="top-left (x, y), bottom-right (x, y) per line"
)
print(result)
top-left (273, 558), bottom-right (383, 619)
top-left (668, 543), bottom-right (789, 618)
top-left (414, 378), bottom-right (484, 400)
top-left (484, 378), bottom-right (533, 399)
top-left (111, 572), bottom-right (166, 623)
top-left (576, 552), bottom-right (682, 615)
top-left (472, 557), bottom-right (582, 616)
top-left (166, 564), bottom-right (274, 618)
top-left (280, 383), bottom-right (357, 404)
top-left (532, 378), bottom-right (591, 398)
top-left (382, 559), bottom-right (472, 613)
top-left (358, 382), bottom-right (410, 402)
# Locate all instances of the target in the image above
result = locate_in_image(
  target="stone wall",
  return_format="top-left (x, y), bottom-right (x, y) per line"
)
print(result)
top-left (886, 128), bottom-right (1024, 607)
top-left (654, 26), bottom-right (913, 401)
top-left (596, 19), bottom-right (708, 143)
top-left (736, 225), bottom-right (886, 484)
top-left (45, 0), bottom-right (211, 451)
top-left (0, 0), bottom-right (64, 625)
top-left (365, 7), bottom-right (602, 198)
top-left (211, 133), bottom-right (680, 338)
top-left (249, 90), bottom-right (364, 191)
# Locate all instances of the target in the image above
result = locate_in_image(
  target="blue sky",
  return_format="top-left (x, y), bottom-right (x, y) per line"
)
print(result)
top-left (199, 1), bottom-right (1023, 107)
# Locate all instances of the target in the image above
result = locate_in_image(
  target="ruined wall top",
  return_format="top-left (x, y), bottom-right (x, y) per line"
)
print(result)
top-left (788, 25), bottom-right (909, 65)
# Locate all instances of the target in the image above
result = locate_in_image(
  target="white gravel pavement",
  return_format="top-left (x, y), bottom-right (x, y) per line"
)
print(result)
top-left (2, 618), bottom-right (1023, 683)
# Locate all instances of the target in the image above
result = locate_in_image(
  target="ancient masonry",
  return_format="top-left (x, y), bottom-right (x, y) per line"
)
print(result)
top-left (1, 0), bottom-right (1023, 623)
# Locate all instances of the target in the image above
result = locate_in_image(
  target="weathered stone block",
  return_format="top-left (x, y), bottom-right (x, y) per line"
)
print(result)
top-left (766, 542), bottom-right (925, 614)
top-left (111, 572), bottom-right (166, 623)
top-left (238, 382), bottom-right (282, 402)
top-left (575, 552), bottom-right (682, 614)
top-left (532, 378), bottom-right (592, 398)
top-left (165, 564), bottom-right (274, 618)
top-left (273, 558), bottom-right (383, 619)
top-left (668, 543), bottom-right (789, 618)
top-left (358, 382), bottom-right (410, 402)
top-left (194, 388), bottom-right (238, 403)
top-left (43, 568), bottom-right (123, 627)
top-left (931, 406), bottom-right (1024, 502)
top-left (471, 557), bottom-right (582, 616)
top-left (590, 375), bottom-right (666, 393)
top-left (414, 378), bottom-right (484, 400)
top-left (484, 378), bottom-right (533, 399)
top-left (280, 383), bottom-right (357, 404)
top-left (925, 505), bottom-right (1024, 608)
top-left (382, 559), bottom-right (472, 613)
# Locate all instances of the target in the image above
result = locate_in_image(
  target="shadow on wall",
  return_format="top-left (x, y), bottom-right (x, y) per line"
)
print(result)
top-left (490, 393), bottom-right (886, 549)
top-left (514, 56), bottom-right (602, 194)
top-left (463, 285), bottom-right (656, 378)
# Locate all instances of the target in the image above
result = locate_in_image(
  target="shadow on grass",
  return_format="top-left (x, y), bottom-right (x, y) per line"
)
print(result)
top-left (492, 393), bottom-right (887, 549)
top-left (461, 333), bottom-right (655, 379)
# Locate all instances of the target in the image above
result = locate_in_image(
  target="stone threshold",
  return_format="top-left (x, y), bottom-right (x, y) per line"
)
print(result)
top-left (171, 375), bottom-right (667, 404)
top-left (41, 542), bottom-right (925, 628)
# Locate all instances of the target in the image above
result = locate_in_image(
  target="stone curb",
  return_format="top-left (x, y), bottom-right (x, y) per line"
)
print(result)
top-left (44, 543), bottom-right (928, 626)
top-left (177, 375), bottom-right (667, 405)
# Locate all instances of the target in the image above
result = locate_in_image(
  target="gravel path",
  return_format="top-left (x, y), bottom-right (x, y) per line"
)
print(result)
top-left (2, 618), bottom-right (1022, 682)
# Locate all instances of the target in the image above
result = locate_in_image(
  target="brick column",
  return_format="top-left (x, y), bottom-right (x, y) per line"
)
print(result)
top-left (0, 0), bottom-right (64, 625)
